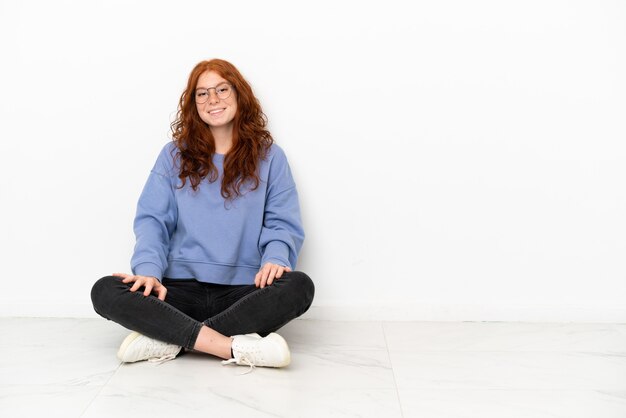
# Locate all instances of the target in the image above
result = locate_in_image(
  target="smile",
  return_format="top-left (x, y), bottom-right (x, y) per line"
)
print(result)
top-left (209, 108), bottom-right (225, 115)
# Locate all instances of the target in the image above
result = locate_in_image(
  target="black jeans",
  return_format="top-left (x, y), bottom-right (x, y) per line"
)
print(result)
top-left (90, 272), bottom-right (314, 350)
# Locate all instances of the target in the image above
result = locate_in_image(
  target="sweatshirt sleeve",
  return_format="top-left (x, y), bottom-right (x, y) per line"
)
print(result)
top-left (259, 147), bottom-right (305, 269)
top-left (130, 145), bottom-right (178, 281)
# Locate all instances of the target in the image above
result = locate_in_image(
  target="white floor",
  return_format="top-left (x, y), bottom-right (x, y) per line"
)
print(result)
top-left (1, 318), bottom-right (626, 418)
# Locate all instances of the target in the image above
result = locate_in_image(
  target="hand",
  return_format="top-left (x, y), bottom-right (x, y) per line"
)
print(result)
top-left (254, 263), bottom-right (291, 288)
top-left (113, 272), bottom-right (168, 301)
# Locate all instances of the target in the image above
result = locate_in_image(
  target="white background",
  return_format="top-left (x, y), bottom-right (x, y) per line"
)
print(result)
top-left (1, 0), bottom-right (624, 321)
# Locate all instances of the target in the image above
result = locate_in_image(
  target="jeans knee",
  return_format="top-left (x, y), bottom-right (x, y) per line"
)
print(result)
top-left (286, 271), bottom-right (315, 311)
top-left (90, 275), bottom-right (124, 317)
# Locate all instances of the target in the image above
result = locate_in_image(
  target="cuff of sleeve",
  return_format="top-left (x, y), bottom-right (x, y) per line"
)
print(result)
top-left (261, 241), bottom-right (291, 268)
top-left (132, 262), bottom-right (163, 282)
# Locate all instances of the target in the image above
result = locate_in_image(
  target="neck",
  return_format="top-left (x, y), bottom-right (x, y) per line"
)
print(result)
top-left (211, 125), bottom-right (233, 154)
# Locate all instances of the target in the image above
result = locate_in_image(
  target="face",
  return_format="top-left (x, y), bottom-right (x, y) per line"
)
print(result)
top-left (195, 71), bottom-right (237, 131)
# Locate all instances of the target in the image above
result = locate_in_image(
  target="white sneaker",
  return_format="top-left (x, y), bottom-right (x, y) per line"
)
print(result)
top-left (117, 332), bottom-right (182, 364)
top-left (222, 333), bottom-right (291, 372)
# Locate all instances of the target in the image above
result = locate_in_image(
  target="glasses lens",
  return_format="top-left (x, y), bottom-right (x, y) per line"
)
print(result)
top-left (216, 84), bottom-right (231, 100)
top-left (195, 89), bottom-right (208, 104)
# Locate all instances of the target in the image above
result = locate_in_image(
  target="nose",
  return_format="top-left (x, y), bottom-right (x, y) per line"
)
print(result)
top-left (207, 89), bottom-right (220, 104)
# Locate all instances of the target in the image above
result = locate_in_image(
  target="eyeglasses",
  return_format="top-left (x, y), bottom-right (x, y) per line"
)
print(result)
top-left (194, 83), bottom-right (233, 104)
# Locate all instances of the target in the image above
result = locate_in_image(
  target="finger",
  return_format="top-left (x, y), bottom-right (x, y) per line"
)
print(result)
top-left (129, 279), bottom-right (143, 292)
top-left (258, 267), bottom-right (266, 288)
top-left (260, 265), bottom-right (270, 281)
top-left (259, 265), bottom-right (272, 288)
top-left (157, 285), bottom-right (167, 301)
top-left (275, 266), bottom-right (286, 279)
top-left (266, 266), bottom-right (279, 286)
top-left (117, 273), bottom-right (136, 284)
top-left (285, 266), bottom-right (292, 272)
top-left (143, 282), bottom-right (153, 297)
top-left (254, 271), bottom-right (261, 287)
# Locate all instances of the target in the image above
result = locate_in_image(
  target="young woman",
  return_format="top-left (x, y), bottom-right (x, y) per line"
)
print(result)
top-left (91, 59), bottom-right (314, 369)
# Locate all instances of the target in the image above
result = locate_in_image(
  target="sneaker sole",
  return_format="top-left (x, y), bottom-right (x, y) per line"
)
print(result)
top-left (117, 331), bottom-right (141, 362)
top-left (266, 333), bottom-right (291, 367)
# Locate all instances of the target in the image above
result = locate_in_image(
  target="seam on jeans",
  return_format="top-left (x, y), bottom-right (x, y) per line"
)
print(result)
top-left (185, 322), bottom-right (203, 350)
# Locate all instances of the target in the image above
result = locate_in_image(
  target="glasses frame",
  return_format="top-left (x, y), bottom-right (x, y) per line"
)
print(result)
top-left (194, 82), bottom-right (233, 104)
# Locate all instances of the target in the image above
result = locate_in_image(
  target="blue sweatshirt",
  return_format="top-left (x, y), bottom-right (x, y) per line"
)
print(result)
top-left (130, 142), bottom-right (304, 285)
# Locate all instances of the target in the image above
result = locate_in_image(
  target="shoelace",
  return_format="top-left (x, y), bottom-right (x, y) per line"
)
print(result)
top-left (221, 356), bottom-right (256, 375)
top-left (136, 339), bottom-right (179, 364)
top-left (148, 353), bottom-right (178, 364)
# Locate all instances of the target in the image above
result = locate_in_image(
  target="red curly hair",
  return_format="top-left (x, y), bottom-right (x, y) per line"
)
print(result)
top-left (170, 59), bottom-right (273, 199)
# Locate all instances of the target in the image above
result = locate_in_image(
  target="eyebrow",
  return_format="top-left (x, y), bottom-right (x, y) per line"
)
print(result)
top-left (195, 82), bottom-right (228, 90)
